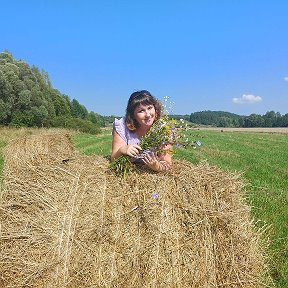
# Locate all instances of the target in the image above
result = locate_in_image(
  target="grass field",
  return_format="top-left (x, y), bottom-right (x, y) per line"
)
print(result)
top-left (0, 127), bottom-right (287, 287)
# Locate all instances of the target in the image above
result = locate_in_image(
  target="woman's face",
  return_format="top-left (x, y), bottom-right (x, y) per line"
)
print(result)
top-left (134, 103), bottom-right (156, 128)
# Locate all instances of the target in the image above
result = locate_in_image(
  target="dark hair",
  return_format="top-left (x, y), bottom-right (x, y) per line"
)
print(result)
top-left (125, 90), bottom-right (163, 131)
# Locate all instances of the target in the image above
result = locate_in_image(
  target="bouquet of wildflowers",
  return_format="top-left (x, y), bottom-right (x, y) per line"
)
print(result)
top-left (110, 115), bottom-right (192, 177)
top-left (137, 115), bottom-right (184, 155)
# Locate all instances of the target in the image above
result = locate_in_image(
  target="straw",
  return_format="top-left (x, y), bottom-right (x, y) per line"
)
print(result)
top-left (0, 133), bottom-right (271, 287)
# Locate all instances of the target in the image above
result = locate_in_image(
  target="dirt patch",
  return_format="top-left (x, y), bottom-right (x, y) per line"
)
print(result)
top-left (0, 132), bottom-right (271, 287)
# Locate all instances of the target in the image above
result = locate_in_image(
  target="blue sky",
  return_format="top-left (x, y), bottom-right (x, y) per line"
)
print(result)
top-left (1, 0), bottom-right (288, 116)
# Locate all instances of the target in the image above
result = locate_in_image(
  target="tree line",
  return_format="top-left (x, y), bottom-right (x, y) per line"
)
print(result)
top-left (189, 110), bottom-right (288, 127)
top-left (0, 51), bottom-right (106, 134)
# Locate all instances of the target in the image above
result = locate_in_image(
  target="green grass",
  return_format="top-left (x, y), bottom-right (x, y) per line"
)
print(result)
top-left (72, 128), bottom-right (112, 156)
top-left (1, 127), bottom-right (287, 286)
top-left (0, 139), bottom-right (6, 175)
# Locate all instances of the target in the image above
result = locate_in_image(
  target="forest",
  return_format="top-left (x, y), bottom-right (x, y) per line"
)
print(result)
top-left (189, 110), bottom-right (288, 127)
top-left (0, 51), bottom-right (105, 134)
top-left (1, 50), bottom-right (287, 131)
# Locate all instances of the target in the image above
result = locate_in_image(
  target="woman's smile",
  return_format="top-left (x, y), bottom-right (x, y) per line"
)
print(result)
top-left (134, 104), bottom-right (156, 127)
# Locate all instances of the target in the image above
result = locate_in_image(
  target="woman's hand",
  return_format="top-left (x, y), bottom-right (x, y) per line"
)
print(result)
top-left (121, 144), bottom-right (142, 157)
top-left (143, 152), bottom-right (170, 172)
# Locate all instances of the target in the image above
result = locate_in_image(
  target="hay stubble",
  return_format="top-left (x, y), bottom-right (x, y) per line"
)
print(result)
top-left (0, 133), bottom-right (270, 287)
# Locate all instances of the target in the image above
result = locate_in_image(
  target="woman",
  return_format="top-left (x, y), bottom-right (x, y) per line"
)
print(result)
top-left (111, 90), bottom-right (172, 172)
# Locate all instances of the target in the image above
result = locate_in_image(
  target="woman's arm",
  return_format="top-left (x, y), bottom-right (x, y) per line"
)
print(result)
top-left (111, 130), bottom-right (142, 160)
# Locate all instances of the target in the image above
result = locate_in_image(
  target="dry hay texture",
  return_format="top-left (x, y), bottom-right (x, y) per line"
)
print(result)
top-left (0, 133), bottom-right (269, 288)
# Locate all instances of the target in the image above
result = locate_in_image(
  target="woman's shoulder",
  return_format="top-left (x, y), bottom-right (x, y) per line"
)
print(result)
top-left (113, 117), bottom-right (129, 141)
top-left (113, 117), bottom-right (140, 144)
top-left (113, 117), bottom-right (126, 131)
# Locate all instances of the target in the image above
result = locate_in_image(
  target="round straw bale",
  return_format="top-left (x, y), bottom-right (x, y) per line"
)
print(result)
top-left (0, 133), bottom-right (270, 287)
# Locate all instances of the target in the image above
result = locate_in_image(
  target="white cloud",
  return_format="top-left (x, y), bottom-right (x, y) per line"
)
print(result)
top-left (232, 94), bottom-right (262, 104)
top-left (284, 76), bottom-right (288, 81)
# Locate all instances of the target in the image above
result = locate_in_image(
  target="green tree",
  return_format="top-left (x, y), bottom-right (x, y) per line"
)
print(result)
top-left (281, 114), bottom-right (288, 127)
top-left (0, 70), bottom-right (12, 102)
top-left (244, 114), bottom-right (264, 127)
top-left (17, 90), bottom-right (31, 109)
top-left (71, 99), bottom-right (88, 119)
top-left (50, 90), bottom-right (71, 116)
top-left (17, 61), bottom-right (33, 81)
top-left (31, 105), bottom-right (49, 126)
top-left (0, 51), bottom-right (13, 64)
top-left (88, 111), bottom-right (105, 126)
top-left (264, 111), bottom-right (278, 127)
top-left (0, 99), bottom-right (11, 124)
top-left (10, 110), bottom-right (33, 127)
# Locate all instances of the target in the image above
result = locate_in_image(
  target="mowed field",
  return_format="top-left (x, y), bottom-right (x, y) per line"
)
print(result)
top-left (0, 126), bottom-right (287, 287)
top-left (197, 127), bottom-right (288, 134)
